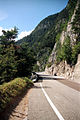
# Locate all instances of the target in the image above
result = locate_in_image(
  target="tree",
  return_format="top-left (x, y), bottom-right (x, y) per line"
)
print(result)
top-left (0, 27), bottom-right (18, 47)
top-left (0, 46), bottom-right (17, 83)
top-left (72, 42), bottom-right (80, 65)
top-left (0, 27), bottom-right (18, 83)
top-left (62, 36), bottom-right (72, 64)
top-left (15, 42), bottom-right (36, 77)
top-left (0, 28), bottom-right (36, 84)
top-left (56, 36), bottom-right (72, 64)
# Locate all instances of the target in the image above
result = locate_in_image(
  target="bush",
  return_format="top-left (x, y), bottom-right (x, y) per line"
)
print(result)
top-left (56, 36), bottom-right (72, 64)
top-left (24, 77), bottom-right (33, 88)
top-left (62, 36), bottom-right (72, 64)
top-left (0, 78), bottom-right (33, 112)
top-left (72, 42), bottom-right (80, 65)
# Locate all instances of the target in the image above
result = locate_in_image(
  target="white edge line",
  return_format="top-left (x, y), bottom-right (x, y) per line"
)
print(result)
top-left (40, 83), bottom-right (65, 120)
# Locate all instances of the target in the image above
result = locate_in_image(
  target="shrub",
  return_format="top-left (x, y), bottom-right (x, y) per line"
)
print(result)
top-left (72, 42), bottom-right (80, 65)
top-left (24, 77), bottom-right (33, 88)
top-left (56, 36), bottom-right (72, 64)
top-left (0, 78), bottom-right (33, 112)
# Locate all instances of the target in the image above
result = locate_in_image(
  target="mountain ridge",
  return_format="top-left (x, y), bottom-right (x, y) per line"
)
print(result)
top-left (17, 0), bottom-right (79, 72)
top-left (45, 0), bottom-right (80, 83)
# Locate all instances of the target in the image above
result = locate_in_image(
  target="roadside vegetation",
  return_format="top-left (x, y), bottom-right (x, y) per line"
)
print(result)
top-left (0, 27), bottom-right (36, 84)
top-left (0, 28), bottom-right (35, 112)
top-left (0, 77), bottom-right (33, 112)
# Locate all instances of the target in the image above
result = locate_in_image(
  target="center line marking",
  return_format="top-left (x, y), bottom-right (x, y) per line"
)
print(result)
top-left (40, 83), bottom-right (65, 120)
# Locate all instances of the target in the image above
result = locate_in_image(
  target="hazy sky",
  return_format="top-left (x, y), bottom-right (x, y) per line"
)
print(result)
top-left (0, 0), bottom-right (68, 40)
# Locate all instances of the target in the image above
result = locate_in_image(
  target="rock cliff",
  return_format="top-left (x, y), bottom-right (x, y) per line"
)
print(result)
top-left (45, 54), bottom-right (80, 83)
top-left (17, 0), bottom-right (80, 78)
top-left (45, 0), bottom-right (80, 83)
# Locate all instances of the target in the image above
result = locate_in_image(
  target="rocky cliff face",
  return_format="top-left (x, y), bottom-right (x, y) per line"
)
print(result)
top-left (45, 54), bottom-right (80, 83)
top-left (73, 54), bottom-right (80, 83)
top-left (17, 0), bottom-right (80, 74)
top-left (45, 0), bottom-right (80, 83)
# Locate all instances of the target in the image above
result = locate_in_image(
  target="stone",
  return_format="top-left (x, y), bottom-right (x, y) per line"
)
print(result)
top-left (73, 54), bottom-right (80, 83)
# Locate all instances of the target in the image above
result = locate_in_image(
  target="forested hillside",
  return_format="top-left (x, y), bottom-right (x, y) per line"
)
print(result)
top-left (17, 14), bottom-right (59, 71)
top-left (17, 0), bottom-right (79, 71)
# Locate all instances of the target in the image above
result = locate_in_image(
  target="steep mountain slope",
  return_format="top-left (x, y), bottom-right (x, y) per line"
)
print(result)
top-left (17, 13), bottom-right (59, 70)
top-left (17, 0), bottom-right (79, 72)
top-left (45, 0), bottom-right (80, 83)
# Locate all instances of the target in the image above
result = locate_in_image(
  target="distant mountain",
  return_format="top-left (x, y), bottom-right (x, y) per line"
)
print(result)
top-left (17, 0), bottom-right (79, 71)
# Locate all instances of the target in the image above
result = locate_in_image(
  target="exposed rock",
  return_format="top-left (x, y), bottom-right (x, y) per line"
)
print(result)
top-left (37, 61), bottom-right (40, 66)
top-left (45, 66), bottom-right (52, 75)
top-left (73, 54), bottom-right (80, 83)
top-left (60, 1), bottom-right (79, 46)
top-left (67, 1), bottom-right (79, 45)
top-left (45, 55), bottom-right (80, 83)
top-left (48, 43), bottom-right (57, 63)
top-left (60, 31), bottom-right (67, 45)
top-left (45, 1), bottom-right (80, 83)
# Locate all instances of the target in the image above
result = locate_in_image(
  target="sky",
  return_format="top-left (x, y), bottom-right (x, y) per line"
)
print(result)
top-left (0, 0), bottom-right (68, 40)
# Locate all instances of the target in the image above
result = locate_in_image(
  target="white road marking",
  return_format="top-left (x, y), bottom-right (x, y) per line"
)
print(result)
top-left (40, 83), bottom-right (65, 120)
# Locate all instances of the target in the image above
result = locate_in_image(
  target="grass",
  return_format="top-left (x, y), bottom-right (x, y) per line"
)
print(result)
top-left (0, 77), bottom-right (33, 112)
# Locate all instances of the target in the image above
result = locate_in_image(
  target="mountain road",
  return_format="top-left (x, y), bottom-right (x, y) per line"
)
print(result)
top-left (27, 74), bottom-right (80, 120)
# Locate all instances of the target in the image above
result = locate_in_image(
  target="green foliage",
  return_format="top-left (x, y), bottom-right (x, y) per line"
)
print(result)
top-left (56, 36), bottom-right (72, 64)
top-left (0, 29), bottom-right (36, 84)
top-left (0, 27), bottom-right (18, 46)
top-left (0, 27), bottom-right (18, 83)
top-left (0, 46), bottom-right (17, 83)
top-left (33, 64), bottom-right (39, 72)
top-left (56, 41), bottom-right (62, 64)
top-left (54, 0), bottom-right (79, 65)
top-left (47, 62), bottom-right (52, 68)
top-left (56, 33), bottom-right (61, 42)
top-left (67, 0), bottom-right (78, 21)
top-left (56, 37), bottom-right (80, 65)
top-left (16, 0), bottom-right (78, 70)
top-left (63, 37), bottom-right (72, 64)
top-left (55, 33), bottom-right (62, 64)
top-left (61, 20), bottom-right (68, 31)
top-left (16, 14), bottom-right (59, 70)
top-left (71, 1), bottom-right (80, 65)
top-left (72, 42), bottom-right (80, 65)
top-left (0, 77), bottom-right (33, 112)
top-left (72, 2), bottom-right (80, 42)
top-left (24, 77), bottom-right (33, 88)
top-left (37, 47), bottom-right (51, 71)
top-left (16, 42), bottom-right (36, 77)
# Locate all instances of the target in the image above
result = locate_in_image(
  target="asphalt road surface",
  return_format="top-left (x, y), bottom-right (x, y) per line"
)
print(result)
top-left (27, 74), bottom-right (80, 120)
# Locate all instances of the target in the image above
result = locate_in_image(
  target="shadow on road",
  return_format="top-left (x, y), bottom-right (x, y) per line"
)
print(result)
top-left (38, 74), bottom-right (50, 76)
top-left (39, 75), bottom-right (80, 92)
top-left (39, 76), bottom-right (65, 80)
top-left (0, 89), bottom-right (29, 120)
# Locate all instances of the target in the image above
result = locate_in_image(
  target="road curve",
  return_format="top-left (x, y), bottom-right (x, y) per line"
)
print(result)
top-left (27, 74), bottom-right (80, 120)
